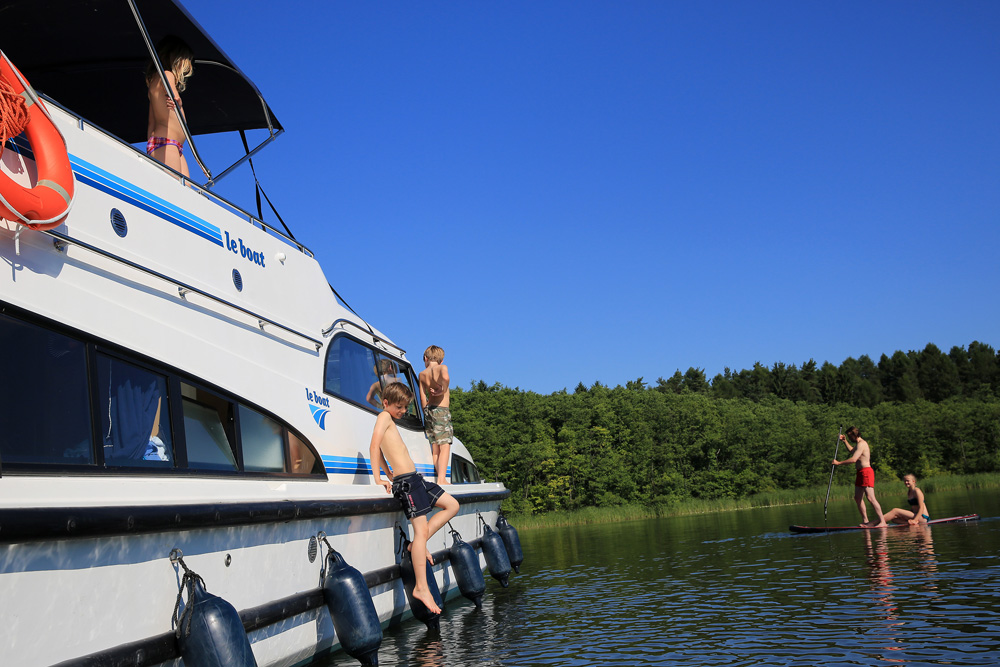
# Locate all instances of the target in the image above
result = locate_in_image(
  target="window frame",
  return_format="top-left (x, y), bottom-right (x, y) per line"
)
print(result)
top-left (322, 333), bottom-right (425, 432)
top-left (0, 302), bottom-right (326, 480)
top-left (450, 454), bottom-right (481, 484)
top-left (94, 350), bottom-right (176, 470)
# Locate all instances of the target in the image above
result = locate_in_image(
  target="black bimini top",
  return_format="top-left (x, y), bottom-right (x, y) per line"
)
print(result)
top-left (0, 0), bottom-right (281, 145)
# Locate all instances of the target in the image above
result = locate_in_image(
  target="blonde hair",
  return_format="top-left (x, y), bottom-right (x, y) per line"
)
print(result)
top-left (382, 381), bottom-right (412, 407)
top-left (423, 345), bottom-right (444, 363)
top-left (904, 473), bottom-right (918, 484)
top-left (146, 35), bottom-right (194, 92)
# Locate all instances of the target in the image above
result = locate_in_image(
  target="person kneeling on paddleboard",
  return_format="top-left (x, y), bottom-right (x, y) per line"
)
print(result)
top-left (882, 474), bottom-right (930, 525)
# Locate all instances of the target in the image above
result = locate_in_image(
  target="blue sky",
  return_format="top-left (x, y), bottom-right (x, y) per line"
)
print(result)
top-left (190, 1), bottom-right (999, 394)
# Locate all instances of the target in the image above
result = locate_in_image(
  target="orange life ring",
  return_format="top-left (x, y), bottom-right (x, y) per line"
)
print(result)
top-left (0, 53), bottom-right (75, 230)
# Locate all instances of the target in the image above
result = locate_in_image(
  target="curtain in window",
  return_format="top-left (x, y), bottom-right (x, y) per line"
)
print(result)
top-left (102, 361), bottom-right (162, 461)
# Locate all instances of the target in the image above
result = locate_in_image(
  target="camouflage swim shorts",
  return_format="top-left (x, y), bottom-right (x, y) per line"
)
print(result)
top-left (424, 405), bottom-right (454, 446)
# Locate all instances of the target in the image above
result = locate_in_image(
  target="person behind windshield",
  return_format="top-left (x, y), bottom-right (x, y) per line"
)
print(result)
top-left (145, 35), bottom-right (193, 178)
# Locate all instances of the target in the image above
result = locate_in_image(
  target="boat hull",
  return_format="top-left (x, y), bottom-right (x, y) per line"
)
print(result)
top-left (0, 477), bottom-right (507, 666)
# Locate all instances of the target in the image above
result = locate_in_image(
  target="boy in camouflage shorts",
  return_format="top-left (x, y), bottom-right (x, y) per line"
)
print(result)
top-left (419, 345), bottom-right (453, 485)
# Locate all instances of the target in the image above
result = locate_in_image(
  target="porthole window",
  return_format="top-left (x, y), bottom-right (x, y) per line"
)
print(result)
top-left (110, 208), bottom-right (128, 237)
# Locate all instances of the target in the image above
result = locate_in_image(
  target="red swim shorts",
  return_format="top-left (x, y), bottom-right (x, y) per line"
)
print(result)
top-left (855, 467), bottom-right (875, 488)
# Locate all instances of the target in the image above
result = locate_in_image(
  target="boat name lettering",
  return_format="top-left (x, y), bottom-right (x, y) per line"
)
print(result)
top-left (306, 389), bottom-right (330, 407)
top-left (225, 231), bottom-right (266, 268)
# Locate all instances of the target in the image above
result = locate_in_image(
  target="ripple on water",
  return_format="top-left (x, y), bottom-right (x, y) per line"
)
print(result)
top-left (323, 493), bottom-right (1000, 666)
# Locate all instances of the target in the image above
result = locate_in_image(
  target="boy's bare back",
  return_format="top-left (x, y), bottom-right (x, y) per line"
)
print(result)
top-left (419, 363), bottom-right (450, 408)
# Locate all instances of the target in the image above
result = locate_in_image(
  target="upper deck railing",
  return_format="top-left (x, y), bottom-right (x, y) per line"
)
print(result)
top-left (41, 94), bottom-right (310, 258)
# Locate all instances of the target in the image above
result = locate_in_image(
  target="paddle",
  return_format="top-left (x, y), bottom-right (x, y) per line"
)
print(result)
top-left (823, 427), bottom-right (843, 521)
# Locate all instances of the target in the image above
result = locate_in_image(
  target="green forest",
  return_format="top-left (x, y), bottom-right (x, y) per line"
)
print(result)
top-left (452, 341), bottom-right (1000, 514)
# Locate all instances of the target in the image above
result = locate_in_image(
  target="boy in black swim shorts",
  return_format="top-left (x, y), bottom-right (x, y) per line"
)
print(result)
top-left (370, 382), bottom-right (459, 614)
top-left (392, 471), bottom-right (445, 518)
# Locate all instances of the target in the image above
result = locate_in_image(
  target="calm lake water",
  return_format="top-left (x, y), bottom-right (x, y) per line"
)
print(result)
top-left (325, 487), bottom-right (1000, 666)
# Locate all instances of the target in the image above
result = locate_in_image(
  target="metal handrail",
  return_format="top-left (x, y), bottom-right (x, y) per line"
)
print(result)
top-left (128, 0), bottom-right (211, 182)
top-left (322, 318), bottom-right (406, 356)
top-left (188, 58), bottom-right (282, 188)
top-left (126, 2), bottom-right (284, 193)
top-left (44, 229), bottom-right (324, 351)
top-left (27, 95), bottom-right (311, 258)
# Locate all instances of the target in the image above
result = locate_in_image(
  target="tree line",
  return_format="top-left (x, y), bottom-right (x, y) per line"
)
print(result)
top-left (451, 341), bottom-right (1000, 514)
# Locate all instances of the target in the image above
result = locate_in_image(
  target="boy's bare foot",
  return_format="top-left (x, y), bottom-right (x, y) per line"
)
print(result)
top-left (437, 478), bottom-right (450, 485)
top-left (870, 521), bottom-right (887, 528)
top-left (412, 586), bottom-right (441, 615)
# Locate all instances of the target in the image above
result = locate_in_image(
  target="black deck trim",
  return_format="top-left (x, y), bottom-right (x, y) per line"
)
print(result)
top-left (51, 539), bottom-right (483, 667)
top-left (0, 489), bottom-right (509, 543)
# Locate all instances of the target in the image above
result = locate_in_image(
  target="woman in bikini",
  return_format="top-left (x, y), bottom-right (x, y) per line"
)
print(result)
top-left (146, 36), bottom-right (194, 178)
top-left (882, 474), bottom-right (930, 525)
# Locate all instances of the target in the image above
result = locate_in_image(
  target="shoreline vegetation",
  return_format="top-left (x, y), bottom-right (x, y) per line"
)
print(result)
top-left (506, 472), bottom-right (1000, 530)
top-left (454, 341), bottom-right (999, 526)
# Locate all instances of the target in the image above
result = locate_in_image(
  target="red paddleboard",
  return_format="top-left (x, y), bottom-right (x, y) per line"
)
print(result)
top-left (790, 514), bottom-right (980, 534)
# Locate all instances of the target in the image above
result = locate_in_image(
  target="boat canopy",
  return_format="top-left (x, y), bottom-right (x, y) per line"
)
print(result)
top-left (0, 0), bottom-right (281, 145)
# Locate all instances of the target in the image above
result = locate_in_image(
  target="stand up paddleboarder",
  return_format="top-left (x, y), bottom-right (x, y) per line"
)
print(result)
top-left (832, 426), bottom-right (886, 528)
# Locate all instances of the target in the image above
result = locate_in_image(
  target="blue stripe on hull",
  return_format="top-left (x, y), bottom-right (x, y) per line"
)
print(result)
top-left (6, 138), bottom-right (225, 247)
top-left (322, 455), bottom-right (447, 479)
top-left (70, 155), bottom-right (224, 246)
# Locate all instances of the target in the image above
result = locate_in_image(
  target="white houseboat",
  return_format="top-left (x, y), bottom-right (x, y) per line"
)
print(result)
top-left (0, 1), bottom-right (509, 665)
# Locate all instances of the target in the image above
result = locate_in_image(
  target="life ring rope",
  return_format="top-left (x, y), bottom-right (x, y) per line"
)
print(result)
top-left (0, 77), bottom-right (29, 153)
top-left (0, 49), bottom-right (76, 230)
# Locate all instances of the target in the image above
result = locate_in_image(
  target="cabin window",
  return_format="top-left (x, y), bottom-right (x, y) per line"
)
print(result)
top-left (371, 356), bottom-right (403, 408)
top-left (0, 310), bottom-right (325, 479)
top-left (96, 355), bottom-right (173, 467)
top-left (324, 336), bottom-right (422, 426)
top-left (239, 405), bottom-right (285, 472)
top-left (373, 354), bottom-right (422, 426)
top-left (324, 336), bottom-right (381, 408)
top-left (289, 431), bottom-right (321, 474)
top-left (451, 454), bottom-right (481, 484)
top-left (181, 383), bottom-right (238, 471)
top-left (392, 363), bottom-right (424, 429)
top-left (0, 314), bottom-right (93, 465)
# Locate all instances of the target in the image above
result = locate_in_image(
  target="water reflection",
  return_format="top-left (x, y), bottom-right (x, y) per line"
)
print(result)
top-left (863, 529), bottom-right (898, 621)
top-left (862, 524), bottom-right (944, 664)
top-left (406, 632), bottom-right (444, 667)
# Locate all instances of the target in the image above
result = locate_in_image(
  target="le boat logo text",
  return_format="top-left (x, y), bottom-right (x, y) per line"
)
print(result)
top-left (225, 231), bottom-right (266, 268)
top-left (306, 389), bottom-right (330, 429)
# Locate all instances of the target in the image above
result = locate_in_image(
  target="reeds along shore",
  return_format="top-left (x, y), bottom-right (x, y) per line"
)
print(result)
top-left (506, 472), bottom-right (1000, 530)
